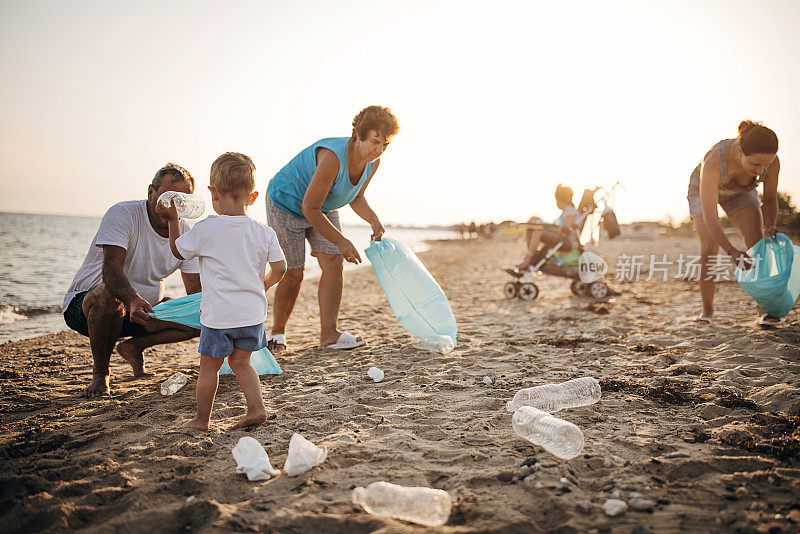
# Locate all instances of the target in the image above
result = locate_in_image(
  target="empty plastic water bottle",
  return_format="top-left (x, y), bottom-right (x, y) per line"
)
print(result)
top-left (160, 372), bottom-right (188, 395)
top-left (157, 191), bottom-right (206, 219)
top-left (512, 406), bottom-right (585, 459)
top-left (352, 481), bottom-right (452, 527)
top-left (506, 377), bottom-right (601, 413)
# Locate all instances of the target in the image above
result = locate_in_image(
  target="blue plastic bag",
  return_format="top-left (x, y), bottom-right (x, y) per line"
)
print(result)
top-left (149, 293), bottom-right (282, 375)
top-left (734, 233), bottom-right (800, 318)
top-left (365, 238), bottom-right (457, 352)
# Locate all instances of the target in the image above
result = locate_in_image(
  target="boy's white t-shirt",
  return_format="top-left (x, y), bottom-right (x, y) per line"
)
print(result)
top-left (62, 200), bottom-right (200, 312)
top-left (175, 215), bottom-right (285, 329)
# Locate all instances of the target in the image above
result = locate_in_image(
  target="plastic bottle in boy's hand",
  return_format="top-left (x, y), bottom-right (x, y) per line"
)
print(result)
top-left (157, 191), bottom-right (206, 219)
top-left (160, 372), bottom-right (188, 395)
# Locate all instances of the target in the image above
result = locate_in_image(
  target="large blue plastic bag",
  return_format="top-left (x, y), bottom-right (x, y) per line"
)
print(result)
top-left (365, 238), bottom-right (457, 353)
top-left (734, 233), bottom-right (800, 318)
top-left (149, 293), bottom-right (282, 375)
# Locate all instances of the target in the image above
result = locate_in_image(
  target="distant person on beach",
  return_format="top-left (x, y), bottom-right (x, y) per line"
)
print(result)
top-left (467, 221), bottom-right (477, 239)
top-left (265, 105), bottom-right (399, 352)
top-left (63, 164), bottom-right (203, 397)
top-left (159, 153), bottom-right (287, 430)
top-left (687, 121), bottom-right (780, 327)
top-left (513, 184), bottom-right (578, 271)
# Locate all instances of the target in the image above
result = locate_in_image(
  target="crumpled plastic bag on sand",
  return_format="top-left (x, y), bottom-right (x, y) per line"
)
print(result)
top-left (232, 436), bottom-right (281, 481)
top-left (283, 433), bottom-right (328, 476)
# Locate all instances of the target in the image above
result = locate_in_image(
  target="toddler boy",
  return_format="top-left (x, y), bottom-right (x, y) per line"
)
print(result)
top-left (158, 152), bottom-right (286, 430)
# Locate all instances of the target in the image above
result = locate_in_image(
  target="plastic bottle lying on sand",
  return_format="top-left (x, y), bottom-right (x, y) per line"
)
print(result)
top-left (506, 377), bottom-right (601, 413)
top-left (512, 406), bottom-right (585, 459)
top-left (352, 481), bottom-right (452, 527)
top-left (157, 191), bottom-right (206, 219)
top-left (160, 372), bottom-right (188, 396)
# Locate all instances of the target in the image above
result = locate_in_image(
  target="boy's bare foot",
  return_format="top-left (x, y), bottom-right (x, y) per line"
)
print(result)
top-left (230, 409), bottom-right (267, 430)
top-left (84, 374), bottom-right (110, 397)
top-left (117, 340), bottom-right (153, 377)
top-left (181, 418), bottom-right (211, 431)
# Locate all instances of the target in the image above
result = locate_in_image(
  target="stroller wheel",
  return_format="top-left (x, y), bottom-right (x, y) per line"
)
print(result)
top-left (504, 282), bottom-right (519, 299)
top-left (518, 282), bottom-right (539, 301)
top-left (588, 281), bottom-right (609, 299)
top-left (570, 280), bottom-right (587, 296)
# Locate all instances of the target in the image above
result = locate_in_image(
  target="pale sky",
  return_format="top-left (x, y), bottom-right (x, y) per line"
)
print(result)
top-left (1, 0), bottom-right (799, 226)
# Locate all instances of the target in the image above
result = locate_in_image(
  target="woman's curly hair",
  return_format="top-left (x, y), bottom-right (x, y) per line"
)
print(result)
top-left (351, 106), bottom-right (399, 141)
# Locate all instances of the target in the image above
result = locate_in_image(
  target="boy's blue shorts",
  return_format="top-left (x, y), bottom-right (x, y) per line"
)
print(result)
top-left (198, 323), bottom-right (267, 358)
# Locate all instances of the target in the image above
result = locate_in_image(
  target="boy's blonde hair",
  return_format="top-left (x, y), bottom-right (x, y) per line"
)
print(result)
top-left (210, 152), bottom-right (256, 194)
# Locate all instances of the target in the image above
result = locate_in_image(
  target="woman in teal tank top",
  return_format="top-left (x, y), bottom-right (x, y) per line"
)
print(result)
top-left (265, 106), bottom-right (399, 352)
top-left (687, 121), bottom-right (780, 327)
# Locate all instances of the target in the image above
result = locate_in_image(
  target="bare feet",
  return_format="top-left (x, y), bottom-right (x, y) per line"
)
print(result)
top-left (181, 417), bottom-right (211, 431)
top-left (84, 374), bottom-right (110, 397)
top-left (116, 340), bottom-right (153, 377)
top-left (230, 408), bottom-right (267, 430)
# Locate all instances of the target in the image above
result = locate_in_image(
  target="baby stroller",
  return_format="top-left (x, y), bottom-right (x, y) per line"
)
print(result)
top-left (503, 183), bottom-right (621, 301)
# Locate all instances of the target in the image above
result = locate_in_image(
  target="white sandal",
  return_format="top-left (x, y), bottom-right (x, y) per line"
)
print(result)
top-left (757, 314), bottom-right (780, 327)
top-left (691, 316), bottom-right (712, 326)
top-left (267, 334), bottom-right (288, 352)
top-left (325, 332), bottom-right (366, 350)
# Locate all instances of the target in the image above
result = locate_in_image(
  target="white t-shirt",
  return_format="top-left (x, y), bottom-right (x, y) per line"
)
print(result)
top-left (62, 200), bottom-right (200, 312)
top-left (175, 215), bottom-right (285, 329)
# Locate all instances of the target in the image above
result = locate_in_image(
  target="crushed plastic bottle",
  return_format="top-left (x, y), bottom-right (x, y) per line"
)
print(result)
top-left (512, 406), bottom-right (585, 459)
top-left (157, 191), bottom-right (206, 219)
top-left (367, 367), bottom-right (384, 382)
top-left (506, 377), bottom-right (601, 413)
top-left (352, 481), bottom-right (452, 527)
top-left (160, 371), bottom-right (188, 396)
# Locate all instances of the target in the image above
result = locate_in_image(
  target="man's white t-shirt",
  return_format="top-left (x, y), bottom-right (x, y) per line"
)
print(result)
top-left (62, 200), bottom-right (200, 312)
top-left (175, 215), bottom-right (285, 329)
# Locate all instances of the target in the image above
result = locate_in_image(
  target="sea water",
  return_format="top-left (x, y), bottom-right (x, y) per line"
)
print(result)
top-left (0, 212), bottom-right (455, 343)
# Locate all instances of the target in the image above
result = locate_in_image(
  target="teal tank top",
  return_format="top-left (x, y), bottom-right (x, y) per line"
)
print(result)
top-left (267, 137), bottom-right (375, 217)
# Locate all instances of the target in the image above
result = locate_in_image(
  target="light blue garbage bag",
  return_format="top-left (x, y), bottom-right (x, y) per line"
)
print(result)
top-left (149, 293), bottom-right (282, 375)
top-left (365, 238), bottom-right (457, 353)
top-left (734, 233), bottom-right (800, 318)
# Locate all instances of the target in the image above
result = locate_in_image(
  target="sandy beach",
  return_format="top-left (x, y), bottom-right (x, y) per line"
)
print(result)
top-left (1, 235), bottom-right (799, 533)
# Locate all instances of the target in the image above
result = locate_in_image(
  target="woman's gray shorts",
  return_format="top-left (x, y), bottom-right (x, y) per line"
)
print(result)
top-left (266, 196), bottom-right (341, 270)
top-left (687, 168), bottom-right (761, 220)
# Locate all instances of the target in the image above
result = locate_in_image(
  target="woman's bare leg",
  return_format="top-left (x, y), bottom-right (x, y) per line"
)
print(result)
top-left (692, 217), bottom-right (719, 319)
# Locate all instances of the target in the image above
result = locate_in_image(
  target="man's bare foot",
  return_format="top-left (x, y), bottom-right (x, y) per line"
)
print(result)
top-left (181, 417), bottom-right (211, 431)
top-left (84, 374), bottom-right (110, 397)
top-left (230, 408), bottom-right (267, 430)
top-left (116, 340), bottom-right (153, 377)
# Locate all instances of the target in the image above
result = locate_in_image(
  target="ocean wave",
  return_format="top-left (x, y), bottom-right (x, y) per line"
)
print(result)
top-left (0, 304), bottom-right (61, 325)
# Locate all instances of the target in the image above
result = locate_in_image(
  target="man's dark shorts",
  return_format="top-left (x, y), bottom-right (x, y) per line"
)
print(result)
top-left (63, 290), bottom-right (148, 338)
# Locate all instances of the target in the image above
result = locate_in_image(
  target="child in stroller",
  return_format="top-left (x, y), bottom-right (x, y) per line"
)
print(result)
top-left (503, 183), bottom-right (620, 301)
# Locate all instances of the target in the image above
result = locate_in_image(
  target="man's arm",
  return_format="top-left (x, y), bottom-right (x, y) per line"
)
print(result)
top-left (181, 272), bottom-right (201, 295)
top-left (101, 245), bottom-right (153, 324)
